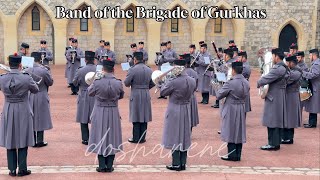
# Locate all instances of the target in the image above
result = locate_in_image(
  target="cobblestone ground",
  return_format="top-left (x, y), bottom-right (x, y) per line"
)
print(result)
top-left (0, 65), bottom-right (319, 179)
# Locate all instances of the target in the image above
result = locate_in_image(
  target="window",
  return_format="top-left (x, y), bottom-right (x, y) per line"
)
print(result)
top-left (126, 8), bottom-right (134, 32)
top-left (171, 19), bottom-right (179, 32)
top-left (80, 7), bottom-right (88, 31)
top-left (214, 18), bottom-right (222, 33)
top-left (32, 6), bottom-right (40, 30)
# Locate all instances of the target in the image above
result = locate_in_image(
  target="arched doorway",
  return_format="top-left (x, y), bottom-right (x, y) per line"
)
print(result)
top-left (279, 24), bottom-right (297, 52)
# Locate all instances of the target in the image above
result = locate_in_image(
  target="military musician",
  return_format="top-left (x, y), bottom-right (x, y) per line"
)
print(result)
top-left (38, 40), bottom-right (53, 65)
top-left (282, 55), bottom-right (302, 144)
top-left (65, 38), bottom-right (74, 85)
top-left (296, 51), bottom-right (309, 71)
top-left (165, 41), bottom-right (178, 61)
top-left (124, 52), bottom-right (155, 143)
top-left (228, 40), bottom-right (235, 47)
top-left (103, 41), bottom-right (116, 63)
top-left (196, 43), bottom-right (212, 104)
top-left (216, 61), bottom-right (250, 161)
top-left (27, 52), bottom-right (54, 148)
top-left (128, 43), bottom-right (138, 67)
top-left (160, 58), bottom-right (196, 171)
top-left (138, 41), bottom-right (148, 63)
top-left (156, 42), bottom-right (168, 99)
top-left (182, 54), bottom-right (199, 131)
top-left (0, 54), bottom-right (39, 177)
top-left (18, 43), bottom-right (30, 56)
top-left (88, 60), bottom-right (124, 173)
top-left (95, 40), bottom-right (105, 61)
top-left (73, 51), bottom-right (96, 145)
top-left (302, 49), bottom-right (320, 128)
top-left (66, 39), bottom-right (84, 95)
top-left (238, 51), bottom-right (252, 113)
top-left (289, 43), bottom-right (298, 56)
top-left (257, 49), bottom-right (288, 151)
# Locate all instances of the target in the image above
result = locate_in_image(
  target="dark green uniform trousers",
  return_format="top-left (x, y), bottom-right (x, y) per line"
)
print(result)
top-left (34, 131), bottom-right (44, 144)
top-left (81, 123), bottom-right (89, 141)
top-left (281, 128), bottom-right (294, 140)
top-left (227, 143), bottom-right (243, 160)
top-left (309, 113), bottom-right (318, 126)
top-left (98, 155), bottom-right (115, 169)
top-left (172, 150), bottom-right (187, 166)
top-left (132, 122), bottom-right (147, 142)
top-left (7, 147), bottom-right (28, 171)
top-left (268, 127), bottom-right (281, 146)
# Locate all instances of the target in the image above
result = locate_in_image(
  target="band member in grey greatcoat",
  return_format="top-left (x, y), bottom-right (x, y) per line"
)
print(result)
top-left (73, 51), bottom-right (96, 145)
top-left (282, 55), bottom-right (302, 144)
top-left (302, 49), bottom-right (320, 128)
top-left (160, 58), bottom-right (196, 171)
top-left (257, 49), bottom-right (288, 151)
top-left (88, 60), bottom-right (124, 173)
top-left (27, 52), bottom-right (53, 148)
top-left (124, 52), bottom-right (155, 143)
top-left (216, 62), bottom-right (250, 161)
top-left (0, 54), bottom-right (39, 177)
top-left (38, 40), bottom-right (53, 65)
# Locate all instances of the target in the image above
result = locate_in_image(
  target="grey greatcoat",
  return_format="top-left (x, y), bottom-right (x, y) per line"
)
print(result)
top-left (0, 70), bottom-right (39, 149)
top-left (257, 61), bottom-right (288, 128)
top-left (160, 72), bottom-right (196, 151)
top-left (88, 73), bottom-right (124, 156)
top-left (184, 68), bottom-right (200, 127)
top-left (285, 68), bottom-right (302, 128)
top-left (26, 64), bottom-right (54, 132)
top-left (297, 61), bottom-right (309, 108)
top-left (302, 58), bottom-right (320, 113)
top-left (196, 52), bottom-right (212, 93)
top-left (65, 46), bottom-right (72, 78)
top-left (124, 63), bottom-right (155, 123)
top-left (160, 49), bottom-right (178, 64)
top-left (242, 61), bottom-right (252, 112)
top-left (95, 46), bottom-right (105, 60)
top-left (216, 74), bottom-right (249, 144)
top-left (66, 48), bottom-right (84, 84)
top-left (38, 48), bottom-right (53, 65)
top-left (101, 49), bottom-right (116, 63)
top-left (73, 64), bottom-right (96, 124)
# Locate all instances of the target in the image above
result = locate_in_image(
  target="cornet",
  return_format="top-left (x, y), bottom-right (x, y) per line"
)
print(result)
top-left (70, 50), bottom-right (77, 64)
top-left (40, 51), bottom-right (46, 64)
top-left (0, 64), bottom-right (43, 84)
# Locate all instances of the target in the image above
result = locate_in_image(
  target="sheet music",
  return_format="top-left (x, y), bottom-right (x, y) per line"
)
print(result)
top-left (96, 65), bottom-right (103, 72)
top-left (21, 56), bottom-right (34, 68)
top-left (204, 57), bottom-right (210, 65)
top-left (216, 72), bottom-right (227, 82)
top-left (162, 62), bottom-right (171, 67)
top-left (161, 64), bottom-right (173, 72)
top-left (80, 58), bottom-right (86, 67)
top-left (121, 62), bottom-right (130, 71)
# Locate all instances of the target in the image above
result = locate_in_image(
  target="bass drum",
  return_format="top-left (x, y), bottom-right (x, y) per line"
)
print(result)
top-left (300, 87), bottom-right (312, 101)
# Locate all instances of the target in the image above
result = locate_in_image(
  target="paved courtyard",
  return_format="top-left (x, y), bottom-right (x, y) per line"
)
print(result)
top-left (0, 65), bottom-right (319, 179)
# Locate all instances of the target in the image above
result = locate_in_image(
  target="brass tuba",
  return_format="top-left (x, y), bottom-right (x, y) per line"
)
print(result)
top-left (151, 66), bottom-right (185, 93)
top-left (258, 48), bottom-right (273, 99)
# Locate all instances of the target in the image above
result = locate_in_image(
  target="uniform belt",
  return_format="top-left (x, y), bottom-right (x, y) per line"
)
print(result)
top-left (131, 85), bottom-right (149, 89)
top-left (230, 100), bottom-right (245, 104)
top-left (95, 100), bottom-right (118, 107)
top-left (5, 97), bottom-right (24, 103)
top-left (169, 99), bottom-right (190, 105)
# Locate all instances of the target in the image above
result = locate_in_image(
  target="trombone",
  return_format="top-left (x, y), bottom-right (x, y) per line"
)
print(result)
top-left (0, 64), bottom-right (43, 84)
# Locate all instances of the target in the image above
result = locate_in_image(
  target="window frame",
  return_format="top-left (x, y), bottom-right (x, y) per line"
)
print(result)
top-left (32, 6), bottom-right (40, 31)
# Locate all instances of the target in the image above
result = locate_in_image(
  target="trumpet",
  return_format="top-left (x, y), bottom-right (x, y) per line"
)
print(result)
top-left (190, 51), bottom-right (200, 67)
top-left (40, 51), bottom-right (46, 64)
top-left (85, 71), bottom-right (105, 85)
top-left (0, 64), bottom-right (43, 84)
